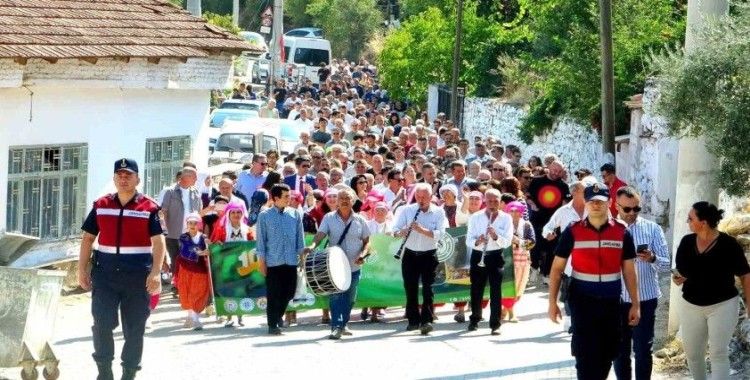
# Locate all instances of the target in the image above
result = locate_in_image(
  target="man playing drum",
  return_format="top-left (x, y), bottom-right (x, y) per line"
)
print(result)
top-left (256, 184), bottom-right (306, 335)
top-left (306, 189), bottom-right (370, 339)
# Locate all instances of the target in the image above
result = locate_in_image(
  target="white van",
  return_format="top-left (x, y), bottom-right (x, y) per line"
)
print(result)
top-left (207, 119), bottom-right (281, 166)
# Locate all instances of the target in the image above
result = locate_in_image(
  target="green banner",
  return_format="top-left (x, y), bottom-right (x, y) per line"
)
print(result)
top-left (209, 228), bottom-right (516, 315)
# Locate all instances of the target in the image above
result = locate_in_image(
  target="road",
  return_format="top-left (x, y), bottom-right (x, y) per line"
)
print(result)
top-left (0, 284), bottom-right (686, 380)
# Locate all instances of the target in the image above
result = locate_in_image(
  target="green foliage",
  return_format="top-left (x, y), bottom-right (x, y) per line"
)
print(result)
top-left (286, 0), bottom-right (314, 28)
top-left (306, 0), bottom-right (384, 60)
top-left (505, 0), bottom-right (685, 142)
top-left (378, 0), bottom-right (686, 143)
top-left (203, 12), bottom-right (242, 35)
top-left (650, 4), bottom-right (750, 195)
top-left (378, 1), bottom-right (529, 104)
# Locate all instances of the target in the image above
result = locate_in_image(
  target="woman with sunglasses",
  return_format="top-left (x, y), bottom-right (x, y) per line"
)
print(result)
top-left (674, 201), bottom-right (750, 380)
top-left (349, 174), bottom-right (368, 212)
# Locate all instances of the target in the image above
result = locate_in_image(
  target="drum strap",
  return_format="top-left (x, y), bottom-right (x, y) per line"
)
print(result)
top-left (329, 220), bottom-right (353, 248)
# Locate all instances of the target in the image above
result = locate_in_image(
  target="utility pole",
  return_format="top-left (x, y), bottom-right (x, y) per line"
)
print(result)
top-left (449, 0), bottom-right (464, 123)
top-left (666, 0), bottom-right (729, 335)
top-left (269, 0), bottom-right (284, 95)
top-left (186, 0), bottom-right (201, 17)
top-left (599, 0), bottom-right (615, 158)
top-left (232, 0), bottom-right (239, 27)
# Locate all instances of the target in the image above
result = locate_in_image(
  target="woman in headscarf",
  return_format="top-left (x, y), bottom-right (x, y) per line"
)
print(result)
top-left (175, 213), bottom-right (210, 330)
top-left (210, 201), bottom-right (254, 327)
top-left (501, 201), bottom-right (536, 322)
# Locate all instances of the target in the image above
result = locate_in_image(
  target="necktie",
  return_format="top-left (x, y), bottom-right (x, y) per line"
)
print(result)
top-left (299, 177), bottom-right (305, 196)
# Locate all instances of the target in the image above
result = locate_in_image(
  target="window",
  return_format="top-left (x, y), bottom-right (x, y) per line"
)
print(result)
top-left (144, 136), bottom-right (191, 198)
top-left (215, 133), bottom-right (255, 153)
top-left (6, 144), bottom-right (88, 239)
top-left (293, 48), bottom-right (329, 66)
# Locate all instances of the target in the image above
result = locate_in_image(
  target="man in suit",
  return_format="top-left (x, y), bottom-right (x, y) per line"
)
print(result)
top-left (284, 155), bottom-right (317, 197)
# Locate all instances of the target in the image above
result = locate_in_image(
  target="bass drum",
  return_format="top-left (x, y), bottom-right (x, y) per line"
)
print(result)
top-left (304, 246), bottom-right (352, 296)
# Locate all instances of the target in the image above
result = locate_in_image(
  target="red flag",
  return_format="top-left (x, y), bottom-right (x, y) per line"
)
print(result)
top-left (279, 34), bottom-right (285, 63)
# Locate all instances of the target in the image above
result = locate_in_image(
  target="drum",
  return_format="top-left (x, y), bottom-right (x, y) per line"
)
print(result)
top-left (304, 246), bottom-right (352, 296)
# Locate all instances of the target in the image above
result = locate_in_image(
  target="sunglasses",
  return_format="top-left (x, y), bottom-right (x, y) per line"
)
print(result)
top-left (492, 168), bottom-right (505, 172)
top-left (301, 164), bottom-right (311, 168)
top-left (258, 162), bottom-right (268, 166)
top-left (618, 205), bottom-right (642, 213)
top-left (357, 181), bottom-right (367, 185)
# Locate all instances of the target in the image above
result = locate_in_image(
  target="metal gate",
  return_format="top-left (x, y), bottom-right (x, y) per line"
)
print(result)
top-left (436, 84), bottom-right (466, 130)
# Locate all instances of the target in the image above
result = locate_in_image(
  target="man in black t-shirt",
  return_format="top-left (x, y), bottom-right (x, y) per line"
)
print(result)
top-left (527, 161), bottom-right (570, 280)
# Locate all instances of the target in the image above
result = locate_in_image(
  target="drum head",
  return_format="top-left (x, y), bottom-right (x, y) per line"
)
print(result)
top-left (326, 246), bottom-right (352, 291)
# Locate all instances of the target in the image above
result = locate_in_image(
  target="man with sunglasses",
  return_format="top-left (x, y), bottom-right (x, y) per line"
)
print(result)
top-left (613, 186), bottom-right (671, 380)
top-left (283, 156), bottom-right (317, 197)
top-left (237, 154), bottom-right (269, 205)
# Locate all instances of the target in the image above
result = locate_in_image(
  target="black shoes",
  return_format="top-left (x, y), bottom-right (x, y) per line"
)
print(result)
top-left (268, 327), bottom-right (282, 335)
top-left (468, 322), bottom-right (478, 331)
top-left (420, 323), bottom-right (433, 335)
top-left (491, 328), bottom-right (501, 336)
top-left (121, 367), bottom-right (138, 380)
top-left (406, 324), bottom-right (419, 331)
top-left (96, 362), bottom-right (113, 380)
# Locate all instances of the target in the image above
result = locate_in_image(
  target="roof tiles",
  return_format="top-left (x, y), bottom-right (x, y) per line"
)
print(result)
top-left (0, 0), bottom-right (259, 59)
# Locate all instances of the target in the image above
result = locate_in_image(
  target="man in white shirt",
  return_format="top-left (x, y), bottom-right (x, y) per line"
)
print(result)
top-left (466, 189), bottom-right (514, 335)
top-left (382, 168), bottom-right (405, 207)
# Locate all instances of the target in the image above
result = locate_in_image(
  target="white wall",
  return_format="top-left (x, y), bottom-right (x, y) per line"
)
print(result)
top-left (0, 86), bottom-right (212, 233)
top-left (462, 98), bottom-right (611, 175)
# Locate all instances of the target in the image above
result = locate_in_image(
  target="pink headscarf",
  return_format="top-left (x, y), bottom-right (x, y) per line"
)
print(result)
top-left (221, 201), bottom-right (248, 227)
top-left (505, 201), bottom-right (527, 214)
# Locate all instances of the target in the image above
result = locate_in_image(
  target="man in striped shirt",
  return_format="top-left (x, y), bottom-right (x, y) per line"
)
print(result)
top-left (613, 186), bottom-right (671, 380)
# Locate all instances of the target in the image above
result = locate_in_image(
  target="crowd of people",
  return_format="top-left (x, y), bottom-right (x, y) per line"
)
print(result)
top-left (81, 58), bottom-right (750, 380)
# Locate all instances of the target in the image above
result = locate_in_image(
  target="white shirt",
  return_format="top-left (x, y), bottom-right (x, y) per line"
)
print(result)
top-left (542, 201), bottom-right (587, 275)
top-left (366, 219), bottom-right (393, 235)
top-left (392, 203), bottom-right (447, 252)
top-left (382, 187), bottom-right (400, 205)
top-left (180, 186), bottom-right (191, 232)
top-left (466, 209), bottom-right (514, 252)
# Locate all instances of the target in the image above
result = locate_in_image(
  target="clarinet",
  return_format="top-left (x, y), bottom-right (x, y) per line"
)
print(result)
top-left (394, 208), bottom-right (422, 260)
top-left (477, 211), bottom-right (496, 268)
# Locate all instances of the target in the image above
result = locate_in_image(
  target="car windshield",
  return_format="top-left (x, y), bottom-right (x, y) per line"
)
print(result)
top-left (286, 30), bottom-right (308, 37)
top-left (210, 111), bottom-right (258, 128)
top-left (280, 122), bottom-right (305, 140)
top-left (293, 47), bottom-right (328, 66)
top-left (220, 102), bottom-right (260, 111)
top-left (216, 133), bottom-right (255, 153)
top-left (262, 136), bottom-right (278, 152)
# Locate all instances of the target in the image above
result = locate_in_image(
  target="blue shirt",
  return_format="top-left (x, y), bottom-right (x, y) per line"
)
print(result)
top-left (255, 206), bottom-right (305, 267)
top-left (236, 170), bottom-right (267, 204)
top-left (621, 216), bottom-right (671, 302)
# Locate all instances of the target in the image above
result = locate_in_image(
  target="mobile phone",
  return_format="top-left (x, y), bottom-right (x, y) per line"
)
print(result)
top-left (637, 244), bottom-right (648, 253)
top-left (671, 268), bottom-right (683, 278)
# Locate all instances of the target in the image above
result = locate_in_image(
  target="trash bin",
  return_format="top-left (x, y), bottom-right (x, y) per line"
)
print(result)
top-left (0, 266), bottom-right (65, 380)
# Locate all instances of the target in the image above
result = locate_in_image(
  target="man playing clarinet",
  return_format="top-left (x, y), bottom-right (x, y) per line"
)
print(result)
top-left (466, 189), bottom-right (514, 335)
top-left (393, 183), bottom-right (447, 335)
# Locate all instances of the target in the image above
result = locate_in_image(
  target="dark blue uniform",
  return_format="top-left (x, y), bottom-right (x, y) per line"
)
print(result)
top-left (82, 185), bottom-right (162, 374)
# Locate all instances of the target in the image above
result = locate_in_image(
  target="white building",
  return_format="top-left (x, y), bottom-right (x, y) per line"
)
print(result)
top-left (0, 0), bottom-right (259, 260)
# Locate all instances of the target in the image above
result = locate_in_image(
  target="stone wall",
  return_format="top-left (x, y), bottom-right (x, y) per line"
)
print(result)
top-left (462, 97), bottom-right (611, 175)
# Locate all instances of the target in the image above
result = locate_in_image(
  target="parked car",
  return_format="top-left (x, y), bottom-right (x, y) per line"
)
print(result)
top-left (208, 119), bottom-right (281, 166)
top-left (239, 31), bottom-right (269, 53)
top-left (284, 27), bottom-right (323, 38)
top-left (218, 99), bottom-right (265, 111)
top-left (278, 120), bottom-right (307, 155)
top-left (208, 109), bottom-right (259, 147)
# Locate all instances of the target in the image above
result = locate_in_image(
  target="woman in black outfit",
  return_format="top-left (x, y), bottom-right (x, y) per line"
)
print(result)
top-left (673, 201), bottom-right (750, 380)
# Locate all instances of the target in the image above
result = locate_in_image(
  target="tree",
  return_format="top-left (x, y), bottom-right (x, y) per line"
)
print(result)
top-left (504, 0), bottom-right (686, 141)
top-left (377, 1), bottom-right (528, 103)
top-left (286, 0), bottom-right (315, 28)
top-left (306, 0), bottom-right (384, 59)
top-left (650, 4), bottom-right (750, 195)
top-left (203, 12), bottom-right (242, 34)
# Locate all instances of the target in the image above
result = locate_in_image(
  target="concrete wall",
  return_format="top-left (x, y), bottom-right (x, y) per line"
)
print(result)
top-left (0, 87), bottom-right (212, 230)
top-left (0, 57), bottom-right (234, 239)
top-left (461, 98), bottom-right (611, 175)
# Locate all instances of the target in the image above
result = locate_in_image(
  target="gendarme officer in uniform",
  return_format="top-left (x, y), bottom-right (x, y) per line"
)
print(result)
top-left (548, 183), bottom-right (640, 380)
top-left (77, 158), bottom-right (166, 380)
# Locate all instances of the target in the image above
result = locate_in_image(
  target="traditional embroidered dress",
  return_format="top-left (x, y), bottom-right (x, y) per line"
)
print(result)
top-left (176, 232), bottom-right (210, 313)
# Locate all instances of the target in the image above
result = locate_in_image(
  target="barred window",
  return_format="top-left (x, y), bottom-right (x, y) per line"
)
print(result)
top-left (6, 144), bottom-right (88, 239)
top-left (144, 136), bottom-right (192, 198)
